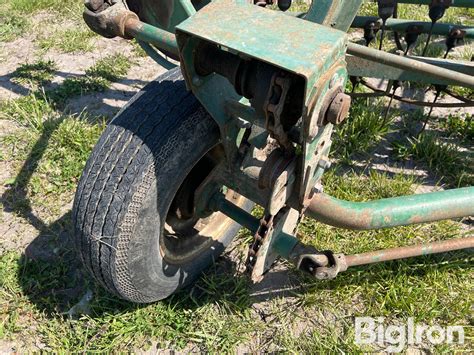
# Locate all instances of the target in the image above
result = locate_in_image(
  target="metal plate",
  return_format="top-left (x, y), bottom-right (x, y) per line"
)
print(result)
top-left (176, 0), bottom-right (347, 95)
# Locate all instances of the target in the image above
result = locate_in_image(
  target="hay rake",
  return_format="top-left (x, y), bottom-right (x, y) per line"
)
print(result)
top-left (75, 0), bottom-right (473, 302)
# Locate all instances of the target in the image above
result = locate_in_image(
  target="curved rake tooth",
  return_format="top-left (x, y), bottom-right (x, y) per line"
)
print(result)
top-left (377, 0), bottom-right (396, 50)
top-left (422, 1), bottom-right (449, 56)
top-left (417, 84), bottom-right (446, 136)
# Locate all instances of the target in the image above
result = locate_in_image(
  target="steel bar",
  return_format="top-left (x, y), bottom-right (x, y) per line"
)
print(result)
top-left (352, 16), bottom-right (474, 39)
top-left (306, 187), bottom-right (474, 230)
top-left (210, 194), bottom-right (260, 233)
top-left (124, 18), bottom-right (179, 57)
top-left (345, 237), bottom-right (474, 267)
top-left (397, 0), bottom-right (474, 7)
top-left (347, 57), bottom-right (474, 89)
top-left (347, 42), bottom-right (474, 89)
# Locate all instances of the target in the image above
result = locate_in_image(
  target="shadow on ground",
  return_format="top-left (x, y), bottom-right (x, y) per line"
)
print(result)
top-left (1, 71), bottom-right (471, 322)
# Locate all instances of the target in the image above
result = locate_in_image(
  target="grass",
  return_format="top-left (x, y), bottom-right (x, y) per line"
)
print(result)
top-left (11, 59), bottom-right (58, 87)
top-left (391, 111), bottom-right (473, 187)
top-left (47, 53), bottom-right (131, 104)
top-left (0, 10), bottom-right (28, 41)
top-left (0, 0), bottom-right (472, 352)
top-left (0, 166), bottom-right (471, 352)
top-left (0, 53), bottom-right (130, 214)
top-left (9, 0), bottom-right (82, 15)
top-left (38, 28), bottom-right (96, 53)
top-left (332, 97), bottom-right (393, 162)
top-left (2, 54), bottom-right (132, 110)
top-left (0, 0), bottom-right (83, 42)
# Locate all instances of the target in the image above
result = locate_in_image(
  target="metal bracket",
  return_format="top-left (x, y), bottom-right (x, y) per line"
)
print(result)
top-left (295, 249), bottom-right (347, 280)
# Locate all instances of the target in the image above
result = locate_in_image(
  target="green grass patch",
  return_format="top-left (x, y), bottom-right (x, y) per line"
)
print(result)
top-left (0, 10), bottom-right (28, 41)
top-left (408, 133), bottom-right (471, 186)
top-left (85, 53), bottom-right (131, 82)
top-left (294, 169), bottom-right (472, 353)
top-left (47, 54), bottom-right (131, 105)
top-left (0, 250), bottom-right (256, 351)
top-left (11, 59), bottom-right (58, 87)
top-left (0, 90), bottom-right (57, 132)
top-left (38, 27), bottom-right (96, 53)
top-left (332, 97), bottom-right (392, 162)
top-left (9, 0), bottom-right (82, 15)
top-left (29, 116), bottom-right (105, 196)
top-left (3, 54), bottom-right (132, 110)
top-left (440, 113), bottom-right (473, 141)
top-left (392, 131), bottom-right (472, 187)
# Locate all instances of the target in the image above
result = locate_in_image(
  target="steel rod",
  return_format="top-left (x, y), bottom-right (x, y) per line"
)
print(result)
top-left (125, 19), bottom-right (179, 57)
top-left (345, 237), bottom-right (474, 267)
top-left (352, 16), bottom-right (474, 38)
top-left (306, 187), bottom-right (474, 230)
top-left (347, 42), bottom-right (474, 89)
top-left (210, 194), bottom-right (260, 233)
top-left (347, 54), bottom-right (474, 86)
top-left (397, 0), bottom-right (473, 7)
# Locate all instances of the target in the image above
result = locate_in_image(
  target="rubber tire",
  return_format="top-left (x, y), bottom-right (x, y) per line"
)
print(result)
top-left (73, 67), bottom-right (248, 303)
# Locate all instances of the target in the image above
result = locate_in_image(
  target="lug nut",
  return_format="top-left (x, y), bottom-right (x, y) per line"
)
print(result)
top-left (326, 93), bottom-right (351, 125)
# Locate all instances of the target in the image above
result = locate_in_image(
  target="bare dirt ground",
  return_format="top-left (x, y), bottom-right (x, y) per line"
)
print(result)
top-left (0, 10), bottom-right (473, 353)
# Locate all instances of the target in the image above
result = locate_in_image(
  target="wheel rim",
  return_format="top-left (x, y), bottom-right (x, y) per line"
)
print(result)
top-left (160, 144), bottom-right (247, 264)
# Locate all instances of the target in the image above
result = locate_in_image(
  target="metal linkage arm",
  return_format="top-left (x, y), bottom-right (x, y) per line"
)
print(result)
top-left (344, 237), bottom-right (474, 267)
top-left (83, 3), bottom-right (179, 58)
top-left (125, 19), bottom-right (179, 57)
top-left (347, 43), bottom-right (474, 89)
top-left (306, 187), bottom-right (474, 230)
top-left (210, 192), bottom-right (474, 280)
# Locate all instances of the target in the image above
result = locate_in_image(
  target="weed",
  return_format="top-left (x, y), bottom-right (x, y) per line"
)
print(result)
top-left (11, 59), bottom-right (58, 87)
top-left (85, 54), bottom-right (131, 82)
top-left (409, 133), bottom-right (463, 173)
top-left (0, 90), bottom-right (57, 132)
top-left (31, 115), bottom-right (105, 195)
top-left (441, 113), bottom-right (474, 141)
top-left (48, 76), bottom-right (110, 105)
top-left (130, 39), bottom-right (148, 57)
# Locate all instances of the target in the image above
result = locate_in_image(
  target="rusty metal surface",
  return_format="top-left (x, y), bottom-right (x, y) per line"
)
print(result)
top-left (126, 0), bottom-right (196, 33)
top-left (345, 237), bottom-right (474, 267)
top-left (324, 92), bottom-right (351, 125)
top-left (307, 187), bottom-right (474, 230)
top-left (347, 42), bottom-right (474, 89)
top-left (176, 0), bottom-right (347, 92)
top-left (305, 0), bottom-right (363, 32)
top-left (125, 18), bottom-right (179, 57)
top-left (346, 54), bottom-right (474, 86)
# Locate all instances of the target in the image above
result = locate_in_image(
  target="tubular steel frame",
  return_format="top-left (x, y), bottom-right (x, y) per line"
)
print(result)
top-left (82, 0), bottom-right (474, 281)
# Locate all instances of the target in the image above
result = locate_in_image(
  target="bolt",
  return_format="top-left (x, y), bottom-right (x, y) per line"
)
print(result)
top-left (192, 76), bottom-right (203, 87)
top-left (318, 158), bottom-right (331, 170)
top-left (312, 182), bottom-right (324, 194)
top-left (325, 93), bottom-right (351, 125)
